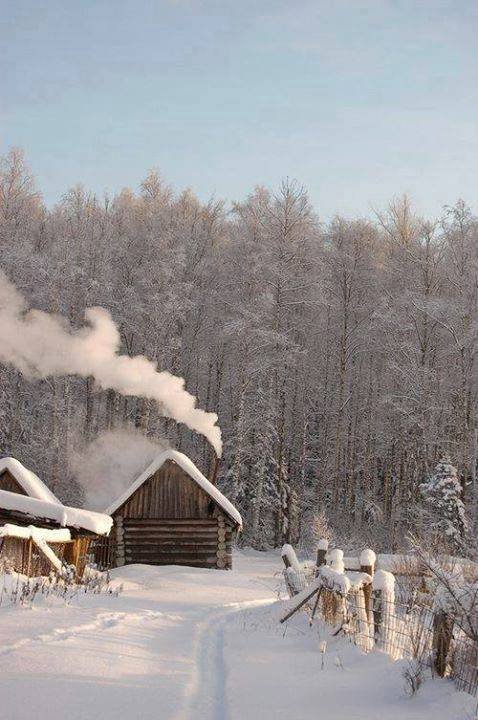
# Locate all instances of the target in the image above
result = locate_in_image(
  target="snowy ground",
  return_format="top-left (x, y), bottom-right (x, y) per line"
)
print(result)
top-left (0, 550), bottom-right (476, 720)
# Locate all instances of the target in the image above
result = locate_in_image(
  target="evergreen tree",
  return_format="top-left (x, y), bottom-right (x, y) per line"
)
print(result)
top-left (420, 456), bottom-right (467, 553)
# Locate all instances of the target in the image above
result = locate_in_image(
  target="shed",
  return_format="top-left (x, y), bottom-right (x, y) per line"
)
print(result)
top-left (0, 457), bottom-right (112, 578)
top-left (105, 450), bottom-right (242, 570)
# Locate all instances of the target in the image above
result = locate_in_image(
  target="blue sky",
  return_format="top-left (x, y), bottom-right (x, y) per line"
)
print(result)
top-left (2, 0), bottom-right (477, 217)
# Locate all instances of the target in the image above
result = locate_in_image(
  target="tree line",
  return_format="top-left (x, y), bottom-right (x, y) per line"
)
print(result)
top-left (1, 148), bottom-right (477, 553)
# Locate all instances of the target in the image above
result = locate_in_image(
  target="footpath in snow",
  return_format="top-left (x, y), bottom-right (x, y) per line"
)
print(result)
top-left (0, 550), bottom-right (475, 720)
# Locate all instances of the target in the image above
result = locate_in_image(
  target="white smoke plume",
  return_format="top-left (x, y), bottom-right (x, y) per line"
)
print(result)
top-left (72, 428), bottom-right (169, 510)
top-left (0, 271), bottom-right (222, 455)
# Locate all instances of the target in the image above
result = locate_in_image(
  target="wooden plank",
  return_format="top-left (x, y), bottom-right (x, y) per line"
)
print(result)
top-left (280, 583), bottom-right (322, 624)
top-left (123, 526), bottom-right (218, 533)
top-left (123, 518), bottom-right (218, 526)
top-left (124, 534), bottom-right (218, 540)
top-left (123, 526), bottom-right (218, 532)
top-left (125, 548), bottom-right (217, 562)
top-left (124, 540), bottom-right (219, 546)
top-left (123, 532), bottom-right (218, 537)
top-left (125, 555), bottom-right (218, 563)
top-left (119, 460), bottom-right (219, 520)
top-left (125, 548), bottom-right (218, 557)
top-left (124, 543), bottom-right (219, 551)
top-left (123, 559), bottom-right (217, 567)
top-left (123, 536), bottom-right (216, 542)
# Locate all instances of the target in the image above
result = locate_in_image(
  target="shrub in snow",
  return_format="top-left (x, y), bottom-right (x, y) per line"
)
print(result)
top-left (402, 658), bottom-right (424, 696)
top-left (420, 456), bottom-right (467, 553)
top-left (298, 509), bottom-right (333, 555)
top-left (0, 568), bottom-right (120, 609)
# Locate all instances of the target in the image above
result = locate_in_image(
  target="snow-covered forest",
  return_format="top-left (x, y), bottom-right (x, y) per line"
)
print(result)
top-left (1, 147), bottom-right (477, 552)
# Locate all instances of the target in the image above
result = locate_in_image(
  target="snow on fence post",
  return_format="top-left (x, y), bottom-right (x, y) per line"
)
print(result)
top-left (433, 610), bottom-right (454, 678)
top-left (372, 569), bottom-right (396, 655)
top-left (281, 544), bottom-right (305, 597)
top-left (327, 548), bottom-right (345, 574)
top-left (323, 548), bottom-right (345, 624)
top-left (315, 538), bottom-right (329, 577)
top-left (360, 548), bottom-right (376, 628)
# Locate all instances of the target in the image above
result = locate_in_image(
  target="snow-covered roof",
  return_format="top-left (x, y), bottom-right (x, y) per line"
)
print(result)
top-left (105, 449), bottom-right (243, 528)
top-left (0, 523), bottom-right (71, 543)
top-left (0, 489), bottom-right (113, 536)
top-left (0, 457), bottom-right (61, 504)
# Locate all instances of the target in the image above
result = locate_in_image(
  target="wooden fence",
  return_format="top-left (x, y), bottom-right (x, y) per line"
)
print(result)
top-left (90, 535), bottom-right (114, 571)
top-left (281, 541), bottom-right (478, 698)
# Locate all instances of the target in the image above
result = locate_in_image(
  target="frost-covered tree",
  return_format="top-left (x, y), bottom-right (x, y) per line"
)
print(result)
top-left (420, 456), bottom-right (467, 553)
top-left (0, 147), bottom-right (478, 553)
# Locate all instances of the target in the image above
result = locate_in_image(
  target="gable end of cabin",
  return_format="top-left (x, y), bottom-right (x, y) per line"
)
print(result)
top-left (109, 459), bottom-right (237, 570)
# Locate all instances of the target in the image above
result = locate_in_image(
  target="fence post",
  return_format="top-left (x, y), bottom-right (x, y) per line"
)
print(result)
top-left (360, 549), bottom-right (376, 627)
top-left (373, 589), bottom-right (382, 642)
top-left (315, 539), bottom-right (329, 576)
top-left (372, 569), bottom-right (396, 654)
top-left (433, 610), bottom-right (454, 678)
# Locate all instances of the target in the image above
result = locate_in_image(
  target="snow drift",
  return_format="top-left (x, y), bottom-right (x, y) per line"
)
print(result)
top-left (0, 271), bottom-right (222, 455)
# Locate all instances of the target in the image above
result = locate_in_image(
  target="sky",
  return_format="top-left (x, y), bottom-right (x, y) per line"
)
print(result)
top-left (1, 0), bottom-right (477, 218)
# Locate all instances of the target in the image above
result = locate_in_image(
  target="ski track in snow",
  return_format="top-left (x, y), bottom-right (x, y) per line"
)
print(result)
top-left (178, 600), bottom-right (275, 720)
top-left (0, 609), bottom-right (165, 656)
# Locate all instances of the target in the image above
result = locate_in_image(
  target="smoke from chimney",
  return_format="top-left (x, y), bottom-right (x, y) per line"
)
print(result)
top-left (0, 271), bottom-right (222, 456)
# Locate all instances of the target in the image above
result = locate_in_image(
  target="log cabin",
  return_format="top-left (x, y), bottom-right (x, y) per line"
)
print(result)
top-left (0, 457), bottom-right (112, 578)
top-left (105, 450), bottom-right (242, 570)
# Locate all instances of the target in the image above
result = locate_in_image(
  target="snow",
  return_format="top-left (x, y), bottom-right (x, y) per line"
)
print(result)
top-left (373, 569), bottom-right (396, 594)
top-left (0, 489), bottom-right (113, 535)
top-left (320, 565), bottom-right (351, 595)
top-left (31, 534), bottom-right (65, 572)
top-left (318, 538), bottom-right (329, 550)
top-left (349, 571), bottom-right (373, 589)
top-left (360, 548), bottom-right (377, 567)
top-left (0, 456), bottom-right (61, 504)
top-left (281, 543), bottom-right (301, 572)
top-left (105, 449), bottom-right (242, 528)
top-left (0, 523), bottom-right (71, 542)
top-left (0, 550), bottom-right (473, 720)
top-left (328, 547), bottom-right (345, 573)
top-left (282, 544), bottom-right (308, 595)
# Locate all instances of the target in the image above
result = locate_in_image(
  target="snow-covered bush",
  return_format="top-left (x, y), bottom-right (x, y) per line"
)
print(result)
top-left (420, 456), bottom-right (467, 553)
top-left (402, 658), bottom-right (424, 696)
top-left (298, 509), bottom-right (333, 555)
top-left (0, 568), bottom-right (120, 609)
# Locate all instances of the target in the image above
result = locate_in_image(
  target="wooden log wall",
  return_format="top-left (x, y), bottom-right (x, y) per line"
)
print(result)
top-left (110, 460), bottom-right (238, 570)
top-left (120, 517), bottom-right (234, 569)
